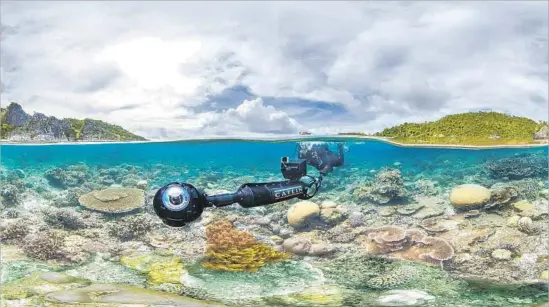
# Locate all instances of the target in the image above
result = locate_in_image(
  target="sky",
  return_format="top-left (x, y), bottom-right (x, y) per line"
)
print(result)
top-left (1, 1), bottom-right (548, 140)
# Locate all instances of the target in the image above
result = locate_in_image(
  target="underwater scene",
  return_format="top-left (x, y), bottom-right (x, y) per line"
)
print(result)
top-left (1, 138), bottom-right (548, 307)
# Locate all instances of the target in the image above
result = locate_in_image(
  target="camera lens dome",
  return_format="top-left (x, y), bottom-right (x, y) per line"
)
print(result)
top-left (162, 185), bottom-right (190, 211)
top-left (153, 183), bottom-right (205, 227)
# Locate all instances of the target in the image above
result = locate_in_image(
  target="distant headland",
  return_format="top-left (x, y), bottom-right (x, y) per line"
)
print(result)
top-left (339, 111), bottom-right (548, 147)
top-left (1, 102), bottom-right (147, 142)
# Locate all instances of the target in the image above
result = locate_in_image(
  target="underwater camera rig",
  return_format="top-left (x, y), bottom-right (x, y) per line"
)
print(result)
top-left (153, 143), bottom-right (344, 227)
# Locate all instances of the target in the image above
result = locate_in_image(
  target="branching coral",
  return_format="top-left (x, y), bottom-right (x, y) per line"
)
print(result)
top-left (23, 230), bottom-right (66, 261)
top-left (201, 220), bottom-right (289, 272)
top-left (108, 214), bottom-right (156, 241)
top-left (1, 184), bottom-right (20, 207)
top-left (0, 218), bottom-right (30, 243)
top-left (486, 185), bottom-right (519, 209)
top-left (361, 168), bottom-right (407, 204)
top-left (42, 207), bottom-right (87, 230)
top-left (484, 153), bottom-right (548, 180)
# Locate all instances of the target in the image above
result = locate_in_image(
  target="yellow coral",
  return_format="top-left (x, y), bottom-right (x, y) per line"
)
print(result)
top-left (120, 254), bottom-right (185, 285)
top-left (148, 258), bottom-right (185, 285)
top-left (201, 220), bottom-right (289, 272)
top-left (120, 254), bottom-right (152, 273)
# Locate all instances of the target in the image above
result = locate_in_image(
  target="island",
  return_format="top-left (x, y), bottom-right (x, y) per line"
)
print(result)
top-left (1, 102), bottom-right (147, 143)
top-left (340, 112), bottom-right (549, 147)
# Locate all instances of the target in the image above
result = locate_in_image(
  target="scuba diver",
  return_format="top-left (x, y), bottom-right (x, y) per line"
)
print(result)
top-left (153, 142), bottom-right (346, 227)
top-left (297, 142), bottom-right (345, 175)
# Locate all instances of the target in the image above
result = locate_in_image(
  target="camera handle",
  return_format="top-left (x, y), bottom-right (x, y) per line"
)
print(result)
top-left (205, 175), bottom-right (322, 208)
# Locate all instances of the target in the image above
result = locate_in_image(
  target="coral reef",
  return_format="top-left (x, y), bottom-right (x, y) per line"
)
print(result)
top-left (52, 186), bottom-right (90, 207)
top-left (201, 220), bottom-right (289, 272)
top-left (22, 230), bottom-right (66, 261)
top-left (484, 153), bottom-right (548, 180)
top-left (348, 211), bottom-right (365, 227)
top-left (1, 184), bottom-right (21, 207)
top-left (42, 207), bottom-right (87, 229)
top-left (120, 253), bottom-right (186, 286)
top-left (78, 187), bottom-right (144, 213)
top-left (287, 200), bottom-right (320, 228)
top-left (353, 168), bottom-right (407, 204)
top-left (1, 141), bottom-right (548, 307)
top-left (44, 167), bottom-right (87, 188)
top-left (0, 219), bottom-right (30, 243)
top-left (60, 234), bottom-right (91, 263)
top-left (486, 184), bottom-right (519, 209)
top-left (450, 184), bottom-right (491, 210)
top-left (281, 236), bottom-right (334, 256)
top-left (517, 216), bottom-right (537, 234)
top-left (362, 226), bottom-right (455, 267)
top-left (512, 178), bottom-right (545, 201)
top-left (182, 260), bottom-right (325, 302)
top-left (321, 254), bottom-right (464, 298)
top-left (107, 214), bottom-right (156, 241)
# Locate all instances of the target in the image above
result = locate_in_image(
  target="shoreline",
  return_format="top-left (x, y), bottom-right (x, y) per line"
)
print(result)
top-left (0, 135), bottom-right (547, 149)
top-left (354, 136), bottom-right (549, 149)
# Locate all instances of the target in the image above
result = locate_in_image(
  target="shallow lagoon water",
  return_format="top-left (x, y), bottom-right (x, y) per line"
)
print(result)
top-left (1, 138), bottom-right (548, 307)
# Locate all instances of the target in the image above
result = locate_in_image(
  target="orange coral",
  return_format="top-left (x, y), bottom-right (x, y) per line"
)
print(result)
top-left (201, 220), bottom-right (289, 272)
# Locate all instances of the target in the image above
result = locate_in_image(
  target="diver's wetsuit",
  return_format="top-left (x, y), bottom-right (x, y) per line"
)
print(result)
top-left (299, 143), bottom-right (344, 175)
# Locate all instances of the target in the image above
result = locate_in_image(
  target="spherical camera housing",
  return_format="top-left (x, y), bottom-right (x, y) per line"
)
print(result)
top-left (153, 182), bottom-right (205, 227)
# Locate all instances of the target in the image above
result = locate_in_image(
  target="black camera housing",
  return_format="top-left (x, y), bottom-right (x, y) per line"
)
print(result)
top-left (280, 157), bottom-right (307, 181)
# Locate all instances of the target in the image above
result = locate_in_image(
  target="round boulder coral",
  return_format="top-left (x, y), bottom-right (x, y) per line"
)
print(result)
top-left (449, 184), bottom-right (491, 210)
top-left (78, 188), bottom-right (144, 213)
top-left (287, 201), bottom-right (320, 228)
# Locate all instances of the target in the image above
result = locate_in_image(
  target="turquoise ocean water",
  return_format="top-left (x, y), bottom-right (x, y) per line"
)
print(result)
top-left (1, 138), bottom-right (548, 307)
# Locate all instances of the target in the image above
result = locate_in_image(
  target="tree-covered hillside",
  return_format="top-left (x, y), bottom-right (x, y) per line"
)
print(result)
top-left (373, 112), bottom-right (548, 145)
top-left (1, 102), bottom-right (147, 142)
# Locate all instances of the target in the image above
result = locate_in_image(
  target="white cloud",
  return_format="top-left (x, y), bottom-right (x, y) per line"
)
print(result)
top-left (217, 98), bottom-right (301, 134)
top-left (127, 98), bottom-right (300, 140)
top-left (0, 1), bottom-right (547, 138)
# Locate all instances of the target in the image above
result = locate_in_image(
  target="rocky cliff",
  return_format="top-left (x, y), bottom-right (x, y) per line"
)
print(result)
top-left (1, 102), bottom-right (147, 142)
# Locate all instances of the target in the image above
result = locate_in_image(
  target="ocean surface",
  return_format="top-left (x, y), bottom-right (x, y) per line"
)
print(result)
top-left (1, 138), bottom-right (548, 307)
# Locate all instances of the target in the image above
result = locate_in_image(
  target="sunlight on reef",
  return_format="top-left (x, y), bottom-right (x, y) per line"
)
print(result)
top-left (0, 139), bottom-right (548, 306)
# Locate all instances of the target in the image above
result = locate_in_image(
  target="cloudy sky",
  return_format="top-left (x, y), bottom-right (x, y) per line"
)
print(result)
top-left (1, 1), bottom-right (547, 140)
